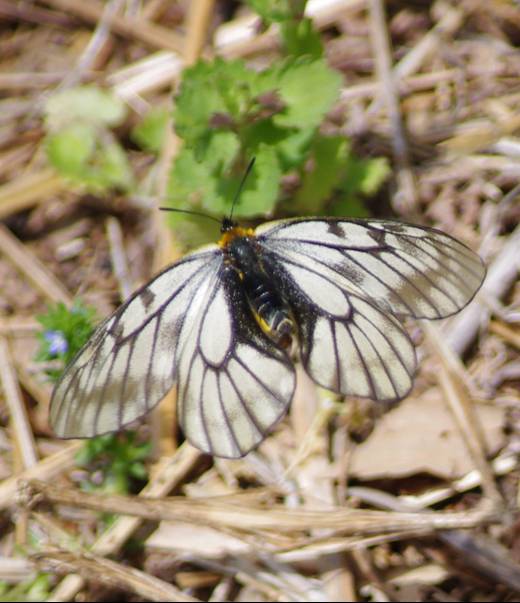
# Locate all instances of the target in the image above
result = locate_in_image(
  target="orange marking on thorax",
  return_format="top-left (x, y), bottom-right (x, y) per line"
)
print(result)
top-left (218, 226), bottom-right (255, 248)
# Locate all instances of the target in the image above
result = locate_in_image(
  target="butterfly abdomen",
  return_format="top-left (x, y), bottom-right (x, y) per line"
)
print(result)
top-left (247, 278), bottom-right (294, 349)
top-left (226, 236), bottom-right (295, 349)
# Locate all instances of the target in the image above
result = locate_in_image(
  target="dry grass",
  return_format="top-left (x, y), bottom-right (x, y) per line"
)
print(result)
top-left (0, 0), bottom-right (519, 601)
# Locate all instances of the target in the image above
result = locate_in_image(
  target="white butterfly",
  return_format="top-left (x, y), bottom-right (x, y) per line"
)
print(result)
top-left (50, 216), bottom-right (485, 458)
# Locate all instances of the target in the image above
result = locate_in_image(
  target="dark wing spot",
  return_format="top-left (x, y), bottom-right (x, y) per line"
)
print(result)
top-left (109, 322), bottom-right (125, 342)
top-left (369, 228), bottom-right (386, 245)
top-left (327, 222), bottom-right (345, 237)
top-left (383, 221), bottom-right (407, 233)
top-left (340, 263), bottom-right (365, 286)
top-left (140, 288), bottom-right (156, 310)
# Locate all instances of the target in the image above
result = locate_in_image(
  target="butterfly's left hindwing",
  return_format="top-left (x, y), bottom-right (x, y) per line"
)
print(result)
top-left (177, 262), bottom-right (295, 458)
top-left (258, 248), bottom-right (416, 401)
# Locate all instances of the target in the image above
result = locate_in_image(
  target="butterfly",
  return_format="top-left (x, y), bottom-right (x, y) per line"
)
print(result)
top-left (49, 208), bottom-right (486, 458)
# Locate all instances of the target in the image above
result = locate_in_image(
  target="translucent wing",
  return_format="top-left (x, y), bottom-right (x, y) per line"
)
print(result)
top-left (256, 218), bottom-right (485, 401)
top-left (259, 264), bottom-right (417, 401)
top-left (256, 218), bottom-right (485, 320)
top-left (176, 263), bottom-right (295, 458)
top-left (50, 249), bottom-right (221, 438)
top-left (50, 247), bottom-right (295, 459)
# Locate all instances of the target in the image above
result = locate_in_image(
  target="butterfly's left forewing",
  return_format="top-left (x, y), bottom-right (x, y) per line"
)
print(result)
top-left (50, 249), bottom-right (221, 438)
top-left (51, 242), bottom-right (295, 459)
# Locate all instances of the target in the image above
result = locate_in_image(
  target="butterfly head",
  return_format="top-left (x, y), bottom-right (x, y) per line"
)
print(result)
top-left (221, 217), bottom-right (238, 233)
top-left (218, 219), bottom-right (254, 248)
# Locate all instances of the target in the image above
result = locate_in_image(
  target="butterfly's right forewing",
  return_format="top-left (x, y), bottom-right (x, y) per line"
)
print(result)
top-left (255, 217), bottom-right (485, 402)
top-left (256, 218), bottom-right (485, 320)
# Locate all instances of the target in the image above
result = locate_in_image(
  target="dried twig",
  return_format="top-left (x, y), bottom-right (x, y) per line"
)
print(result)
top-left (349, 486), bottom-right (520, 593)
top-left (58, 0), bottom-right (124, 90)
top-left (425, 322), bottom-right (503, 506)
top-left (40, 0), bottom-right (184, 53)
top-left (184, 0), bottom-right (217, 65)
top-left (393, 1), bottom-right (464, 80)
top-left (368, 0), bottom-right (416, 212)
top-left (0, 224), bottom-right (72, 305)
top-left (0, 169), bottom-right (65, 220)
top-left (0, 556), bottom-right (35, 583)
top-left (35, 549), bottom-right (200, 602)
top-left (0, 443), bottom-right (82, 511)
top-left (28, 478), bottom-right (500, 536)
top-left (48, 443), bottom-right (201, 601)
top-left (0, 337), bottom-right (38, 470)
top-left (445, 222), bottom-right (520, 355)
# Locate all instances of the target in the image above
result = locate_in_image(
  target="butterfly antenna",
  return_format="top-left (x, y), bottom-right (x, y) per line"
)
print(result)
top-left (229, 157), bottom-right (256, 223)
top-left (158, 207), bottom-right (222, 224)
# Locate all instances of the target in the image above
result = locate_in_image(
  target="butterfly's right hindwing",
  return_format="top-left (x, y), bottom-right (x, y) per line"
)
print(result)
top-left (259, 249), bottom-right (416, 402)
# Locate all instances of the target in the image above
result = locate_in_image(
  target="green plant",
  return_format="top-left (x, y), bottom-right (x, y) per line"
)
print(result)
top-left (44, 86), bottom-right (134, 192)
top-left (164, 0), bottom-right (389, 245)
top-left (0, 573), bottom-right (52, 602)
top-left (41, 1), bottom-right (389, 238)
top-left (130, 106), bottom-right (170, 153)
top-left (36, 303), bottom-right (151, 493)
top-left (75, 432), bottom-right (151, 495)
top-left (35, 301), bottom-right (97, 382)
top-left (168, 56), bottom-right (341, 214)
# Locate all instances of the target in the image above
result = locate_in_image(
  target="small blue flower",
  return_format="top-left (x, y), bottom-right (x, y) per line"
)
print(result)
top-left (44, 330), bottom-right (68, 356)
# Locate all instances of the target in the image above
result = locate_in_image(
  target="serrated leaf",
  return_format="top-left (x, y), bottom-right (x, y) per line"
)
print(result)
top-left (358, 157), bottom-right (391, 195)
top-left (167, 132), bottom-right (240, 212)
top-left (328, 193), bottom-right (370, 218)
top-left (131, 107), bottom-right (169, 153)
top-left (281, 18), bottom-right (323, 57)
top-left (204, 132), bottom-right (242, 173)
top-left (229, 145), bottom-right (281, 216)
top-left (167, 148), bottom-right (214, 208)
top-left (44, 85), bottom-right (127, 130)
top-left (167, 144), bottom-right (279, 221)
top-left (46, 123), bottom-right (96, 175)
top-left (197, 148), bottom-right (280, 217)
top-left (339, 155), bottom-right (390, 198)
top-left (292, 134), bottom-right (349, 213)
top-left (275, 127), bottom-right (316, 169)
top-left (273, 59), bottom-right (342, 129)
top-left (242, 119), bottom-right (290, 150)
top-left (174, 59), bottom-right (259, 146)
top-left (329, 155), bottom-right (390, 217)
top-left (174, 62), bottom-right (227, 143)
